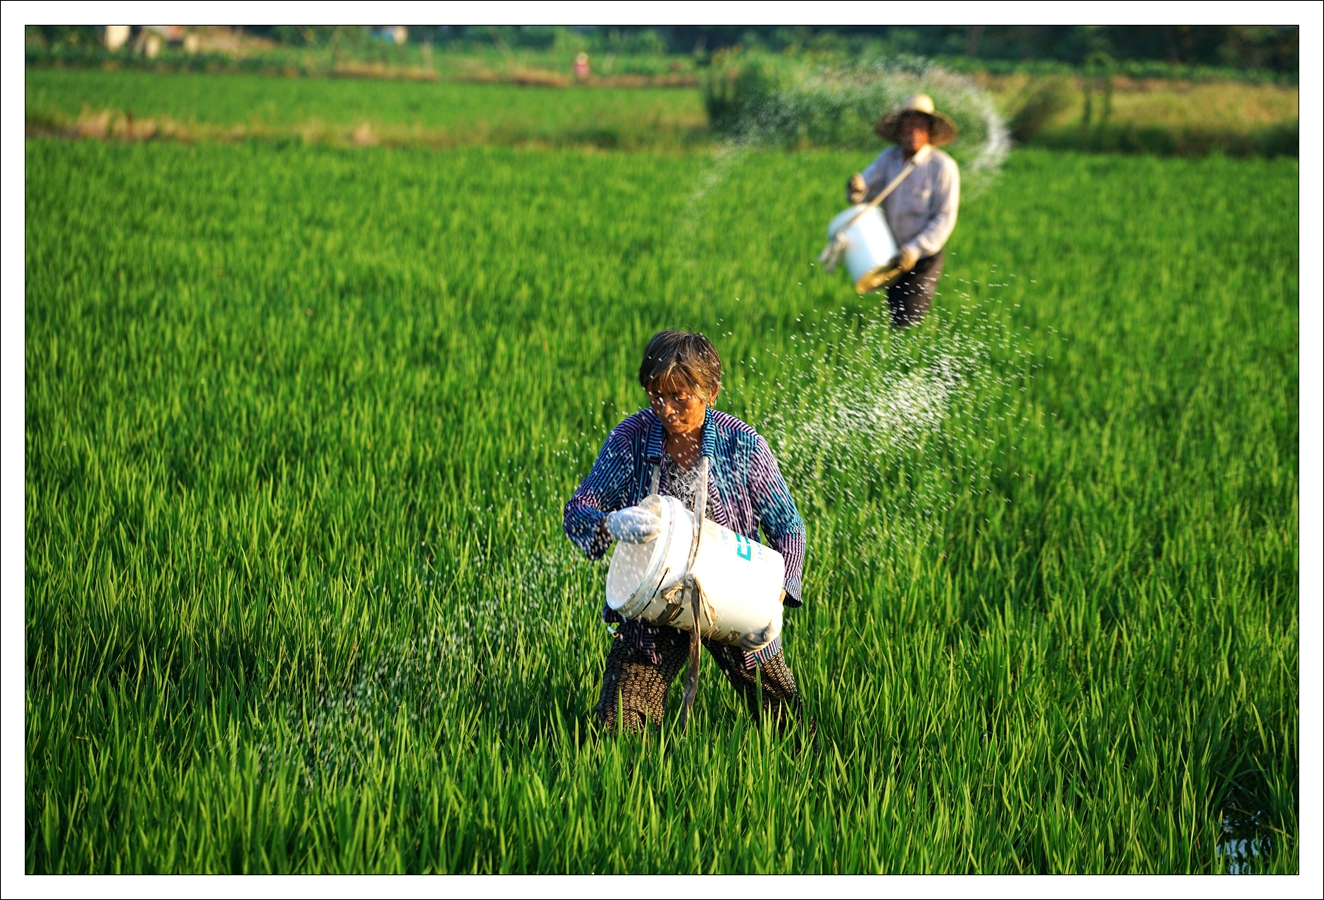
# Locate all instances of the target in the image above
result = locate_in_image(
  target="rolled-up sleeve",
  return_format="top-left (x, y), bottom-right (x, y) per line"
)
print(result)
top-left (563, 429), bottom-right (635, 560)
top-left (748, 435), bottom-right (806, 606)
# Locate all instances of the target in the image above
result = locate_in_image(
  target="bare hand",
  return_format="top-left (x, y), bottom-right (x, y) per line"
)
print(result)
top-left (847, 173), bottom-right (867, 204)
top-left (892, 244), bottom-right (921, 272)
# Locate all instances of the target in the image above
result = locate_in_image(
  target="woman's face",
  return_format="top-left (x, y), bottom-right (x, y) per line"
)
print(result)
top-left (647, 373), bottom-right (715, 436)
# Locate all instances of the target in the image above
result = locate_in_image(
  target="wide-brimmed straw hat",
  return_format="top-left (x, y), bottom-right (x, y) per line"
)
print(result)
top-left (874, 94), bottom-right (958, 146)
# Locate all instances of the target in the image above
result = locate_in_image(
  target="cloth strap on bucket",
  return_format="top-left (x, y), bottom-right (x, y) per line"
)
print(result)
top-left (679, 456), bottom-right (709, 732)
top-left (649, 455), bottom-right (710, 732)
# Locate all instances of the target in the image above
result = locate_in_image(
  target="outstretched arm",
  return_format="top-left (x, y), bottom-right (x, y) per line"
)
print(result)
top-left (564, 431), bottom-right (636, 560)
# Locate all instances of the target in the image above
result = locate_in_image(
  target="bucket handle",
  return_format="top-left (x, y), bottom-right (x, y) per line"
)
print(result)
top-left (817, 158), bottom-right (918, 267)
top-left (836, 159), bottom-right (917, 237)
top-left (685, 456), bottom-right (709, 573)
top-left (678, 455), bottom-right (710, 731)
top-left (645, 456), bottom-right (709, 572)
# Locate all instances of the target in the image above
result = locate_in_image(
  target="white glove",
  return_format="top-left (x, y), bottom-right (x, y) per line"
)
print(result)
top-left (604, 503), bottom-right (662, 544)
top-left (738, 618), bottom-right (782, 652)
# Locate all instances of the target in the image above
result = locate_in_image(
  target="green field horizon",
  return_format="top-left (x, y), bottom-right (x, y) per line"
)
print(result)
top-left (25, 66), bottom-right (1298, 157)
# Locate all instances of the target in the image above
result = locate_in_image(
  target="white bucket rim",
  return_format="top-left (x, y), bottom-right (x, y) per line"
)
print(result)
top-left (827, 203), bottom-right (882, 241)
top-left (609, 495), bottom-right (686, 619)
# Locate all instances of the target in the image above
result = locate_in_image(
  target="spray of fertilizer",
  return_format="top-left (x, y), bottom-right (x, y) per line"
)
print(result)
top-left (688, 55), bottom-right (1030, 577)
top-left (748, 300), bottom-right (1037, 562)
top-left (706, 54), bottom-right (1009, 191)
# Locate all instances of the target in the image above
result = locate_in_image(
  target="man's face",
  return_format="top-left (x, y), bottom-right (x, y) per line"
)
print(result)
top-left (900, 113), bottom-right (931, 154)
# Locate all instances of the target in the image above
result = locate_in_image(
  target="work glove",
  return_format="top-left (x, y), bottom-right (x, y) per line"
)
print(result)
top-left (890, 244), bottom-right (922, 273)
top-left (604, 497), bottom-right (662, 544)
top-left (738, 617), bottom-right (782, 653)
top-left (846, 173), bottom-right (868, 204)
top-left (738, 590), bottom-right (787, 652)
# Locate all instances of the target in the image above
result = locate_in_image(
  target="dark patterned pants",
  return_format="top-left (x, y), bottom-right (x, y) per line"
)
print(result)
top-left (886, 249), bottom-right (944, 327)
top-left (596, 625), bottom-right (805, 732)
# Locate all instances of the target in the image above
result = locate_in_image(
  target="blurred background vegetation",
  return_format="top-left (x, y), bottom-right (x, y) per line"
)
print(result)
top-left (25, 25), bottom-right (1300, 76)
top-left (25, 24), bottom-right (1299, 157)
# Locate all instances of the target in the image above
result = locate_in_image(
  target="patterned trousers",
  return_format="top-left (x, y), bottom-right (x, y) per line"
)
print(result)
top-left (595, 624), bottom-right (805, 732)
top-left (886, 248), bottom-right (944, 327)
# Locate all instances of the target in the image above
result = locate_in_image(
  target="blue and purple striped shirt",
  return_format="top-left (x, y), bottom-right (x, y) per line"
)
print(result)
top-left (564, 407), bottom-right (806, 667)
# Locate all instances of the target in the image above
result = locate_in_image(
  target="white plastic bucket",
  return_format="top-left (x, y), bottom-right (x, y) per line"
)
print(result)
top-left (605, 495), bottom-right (785, 646)
top-left (827, 204), bottom-right (900, 293)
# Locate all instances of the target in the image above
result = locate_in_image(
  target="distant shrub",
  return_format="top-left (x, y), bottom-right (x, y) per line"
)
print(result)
top-left (933, 54), bottom-right (1297, 85)
top-left (705, 50), bottom-right (992, 146)
top-left (1031, 122), bottom-right (1298, 157)
top-left (701, 49), bottom-right (795, 136)
top-left (702, 49), bottom-right (1009, 188)
top-left (1008, 76), bottom-right (1074, 143)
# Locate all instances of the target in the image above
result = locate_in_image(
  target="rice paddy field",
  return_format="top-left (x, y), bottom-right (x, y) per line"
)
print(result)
top-left (23, 76), bottom-right (1299, 874)
top-left (25, 67), bottom-right (708, 148)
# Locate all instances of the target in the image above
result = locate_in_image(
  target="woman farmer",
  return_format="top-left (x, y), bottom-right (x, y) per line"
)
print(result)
top-left (847, 93), bottom-right (961, 327)
top-left (564, 331), bottom-right (808, 732)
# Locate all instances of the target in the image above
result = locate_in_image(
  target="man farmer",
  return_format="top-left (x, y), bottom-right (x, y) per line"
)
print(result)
top-left (564, 331), bottom-right (808, 732)
top-left (847, 93), bottom-right (960, 327)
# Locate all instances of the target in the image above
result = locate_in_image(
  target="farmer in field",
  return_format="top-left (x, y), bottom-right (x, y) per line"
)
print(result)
top-left (847, 94), bottom-right (960, 327)
top-left (564, 331), bottom-right (808, 732)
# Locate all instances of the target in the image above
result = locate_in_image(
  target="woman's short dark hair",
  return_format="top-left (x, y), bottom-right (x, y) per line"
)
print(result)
top-left (639, 331), bottom-right (722, 401)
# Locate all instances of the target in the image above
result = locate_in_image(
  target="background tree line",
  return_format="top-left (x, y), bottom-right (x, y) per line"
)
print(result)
top-left (29, 25), bottom-right (1299, 75)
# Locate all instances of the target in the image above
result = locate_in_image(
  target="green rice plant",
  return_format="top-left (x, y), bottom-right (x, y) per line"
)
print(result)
top-left (24, 138), bottom-right (1297, 873)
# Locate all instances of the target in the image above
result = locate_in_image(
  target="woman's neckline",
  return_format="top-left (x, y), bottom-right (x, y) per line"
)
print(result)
top-left (665, 450), bottom-right (695, 472)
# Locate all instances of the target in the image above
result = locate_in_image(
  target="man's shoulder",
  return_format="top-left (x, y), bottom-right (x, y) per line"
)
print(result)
top-left (928, 146), bottom-right (959, 172)
top-left (865, 145), bottom-right (901, 172)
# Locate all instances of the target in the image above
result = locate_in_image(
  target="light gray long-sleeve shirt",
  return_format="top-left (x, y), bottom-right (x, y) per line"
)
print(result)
top-left (859, 143), bottom-right (960, 259)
